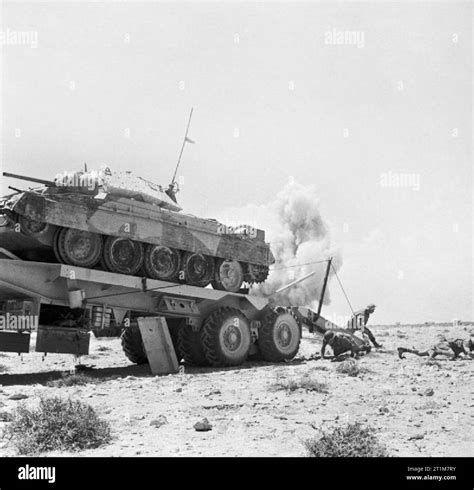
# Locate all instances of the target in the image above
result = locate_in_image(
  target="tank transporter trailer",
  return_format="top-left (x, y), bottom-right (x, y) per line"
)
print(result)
top-left (0, 247), bottom-right (358, 374)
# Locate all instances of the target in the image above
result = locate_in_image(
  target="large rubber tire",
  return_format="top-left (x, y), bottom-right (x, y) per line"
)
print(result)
top-left (103, 236), bottom-right (144, 275)
top-left (257, 308), bottom-right (301, 362)
top-left (121, 326), bottom-right (148, 365)
top-left (121, 322), bottom-right (183, 364)
top-left (166, 318), bottom-right (185, 362)
top-left (56, 227), bottom-right (103, 268)
top-left (200, 307), bottom-right (251, 367)
top-left (177, 324), bottom-right (209, 366)
top-left (211, 259), bottom-right (244, 292)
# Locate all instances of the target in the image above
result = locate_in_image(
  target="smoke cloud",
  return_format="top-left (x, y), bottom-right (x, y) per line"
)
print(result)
top-left (216, 181), bottom-right (342, 309)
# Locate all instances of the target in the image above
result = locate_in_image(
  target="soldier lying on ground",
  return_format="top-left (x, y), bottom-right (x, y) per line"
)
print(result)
top-left (347, 303), bottom-right (383, 348)
top-left (321, 330), bottom-right (371, 360)
top-left (397, 335), bottom-right (473, 361)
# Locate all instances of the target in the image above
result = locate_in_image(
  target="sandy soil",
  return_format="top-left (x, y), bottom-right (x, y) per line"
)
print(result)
top-left (0, 324), bottom-right (472, 457)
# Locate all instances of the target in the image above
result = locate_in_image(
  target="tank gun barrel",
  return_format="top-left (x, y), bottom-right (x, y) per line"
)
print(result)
top-left (273, 271), bottom-right (317, 295)
top-left (2, 172), bottom-right (55, 187)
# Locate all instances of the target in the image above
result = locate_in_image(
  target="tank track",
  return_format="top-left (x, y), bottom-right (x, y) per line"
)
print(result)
top-left (14, 220), bottom-right (271, 291)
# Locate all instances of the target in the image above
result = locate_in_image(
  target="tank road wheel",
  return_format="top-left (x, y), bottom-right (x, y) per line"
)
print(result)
top-left (177, 324), bottom-right (209, 366)
top-left (121, 326), bottom-right (148, 365)
top-left (200, 307), bottom-right (251, 367)
top-left (144, 245), bottom-right (181, 281)
top-left (257, 308), bottom-right (301, 362)
top-left (103, 236), bottom-right (144, 275)
top-left (53, 227), bottom-right (66, 263)
top-left (181, 252), bottom-right (215, 287)
top-left (211, 259), bottom-right (244, 292)
top-left (56, 227), bottom-right (102, 268)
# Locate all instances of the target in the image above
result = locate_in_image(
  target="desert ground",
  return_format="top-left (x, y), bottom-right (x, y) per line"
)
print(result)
top-left (0, 323), bottom-right (472, 457)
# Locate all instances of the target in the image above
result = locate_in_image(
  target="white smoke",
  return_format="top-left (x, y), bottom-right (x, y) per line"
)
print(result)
top-left (216, 181), bottom-right (342, 309)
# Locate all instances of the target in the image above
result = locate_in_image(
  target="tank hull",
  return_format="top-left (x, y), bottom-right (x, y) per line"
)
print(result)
top-left (0, 225), bottom-right (56, 261)
top-left (7, 192), bottom-right (273, 266)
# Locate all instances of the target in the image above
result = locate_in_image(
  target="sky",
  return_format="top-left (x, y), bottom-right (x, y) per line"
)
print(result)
top-left (0, 1), bottom-right (472, 324)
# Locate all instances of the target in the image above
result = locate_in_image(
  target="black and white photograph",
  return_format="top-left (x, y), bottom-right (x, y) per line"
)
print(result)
top-left (0, 0), bottom-right (472, 483)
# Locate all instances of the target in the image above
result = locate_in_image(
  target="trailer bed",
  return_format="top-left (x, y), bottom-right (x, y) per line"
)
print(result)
top-left (0, 258), bottom-right (269, 320)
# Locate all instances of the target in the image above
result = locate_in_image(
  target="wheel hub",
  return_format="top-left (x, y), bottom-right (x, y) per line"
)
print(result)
top-left (145, 245), bottom-right (180, 280)
top-left (275, 322), bottom-right (292, 348)
top-left (103, 236), bottom-right (144, 275)
top-left (153, 249), bottom-right (174, 273)
top-left (184, 253), bottom-right (213, 285)
top-left (112, 240), bottom-right (135, 265)
top-left (222, 323), bottom-right (242, 352)
top-left (71, 234), bottom-right (93, 259)
top-left (220, 262), bottom-right (241, 289)
top-left (213, 259), bottom-right (243, 292)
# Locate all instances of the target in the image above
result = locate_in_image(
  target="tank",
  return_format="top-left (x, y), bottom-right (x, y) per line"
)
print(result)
top-left (0, 168), bottom-right (274, 292)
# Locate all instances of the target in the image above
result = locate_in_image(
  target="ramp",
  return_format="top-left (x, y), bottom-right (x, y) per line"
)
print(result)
top-left (137, 317), bottom-right (179, 374)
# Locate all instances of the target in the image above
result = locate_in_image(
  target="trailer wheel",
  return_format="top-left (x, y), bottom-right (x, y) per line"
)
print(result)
top-left (121, 322), bottom-right (183, 364)
top-left (166, 318), bottom-right (185, 362)
top-left (200, 307), bottom-right (251, 366)
top-left (121, 326), bottom-right (148, 365)
top-left (258, 309), bottom-right (301, 362)
top-left (177, 325), bottom-right (209, 366)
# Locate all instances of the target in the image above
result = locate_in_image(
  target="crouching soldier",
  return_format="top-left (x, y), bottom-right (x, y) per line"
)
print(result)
top-left (398, 335), bottom-right (472, 361)
top-left (321, 330), bottom-right (371, 361)
top-left (347, 304), bottom-right (383, 349)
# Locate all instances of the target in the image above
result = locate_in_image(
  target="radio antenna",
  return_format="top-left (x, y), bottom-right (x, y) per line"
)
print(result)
top-left (171, 108), bottom-right (195, 186)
